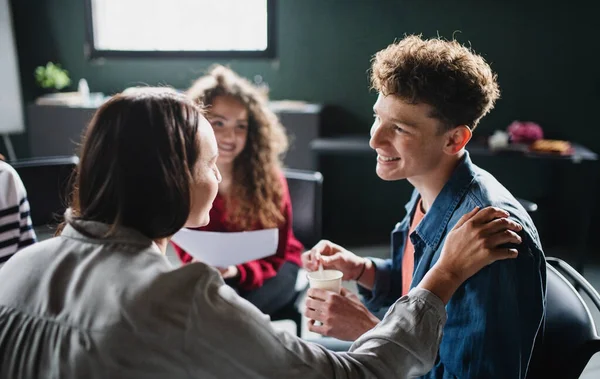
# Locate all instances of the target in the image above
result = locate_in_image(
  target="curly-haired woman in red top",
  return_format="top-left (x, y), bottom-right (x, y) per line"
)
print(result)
top-left (172, 65), bottom-right (303, 315)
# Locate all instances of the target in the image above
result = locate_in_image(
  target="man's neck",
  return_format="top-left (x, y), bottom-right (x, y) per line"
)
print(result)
top-left (409, 151), bottom-right (464, 213)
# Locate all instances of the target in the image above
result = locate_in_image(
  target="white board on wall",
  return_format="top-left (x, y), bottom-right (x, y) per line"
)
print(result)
top-left (0, 0), bottom-right (24, 134)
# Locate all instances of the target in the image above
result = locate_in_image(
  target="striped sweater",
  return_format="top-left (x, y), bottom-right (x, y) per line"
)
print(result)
top-left (0, 161), bottom-right (36, 263)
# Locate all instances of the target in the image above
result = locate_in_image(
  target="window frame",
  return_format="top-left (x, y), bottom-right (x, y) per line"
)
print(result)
top-left (83, 0), bottom-right (277, 59)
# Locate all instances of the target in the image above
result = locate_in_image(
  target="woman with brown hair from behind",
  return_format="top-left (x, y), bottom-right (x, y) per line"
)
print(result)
top-left (172, 65), bottom-right (304, 316)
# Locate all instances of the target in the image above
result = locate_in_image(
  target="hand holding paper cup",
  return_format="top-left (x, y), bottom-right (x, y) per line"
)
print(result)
top-left (306, 268), bottom-right (343, 327)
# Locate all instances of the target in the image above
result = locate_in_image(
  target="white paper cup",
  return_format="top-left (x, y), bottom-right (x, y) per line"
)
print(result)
top-left (307, 269), bottom-right (343, 293)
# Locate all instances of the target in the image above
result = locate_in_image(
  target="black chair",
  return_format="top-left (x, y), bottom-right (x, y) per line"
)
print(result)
top-left (526, 257), bottom-right (600, 379)
top-left (11, 156), bottom-right (78, 230)
top-left (270, 168), bottom-right (323, 336)
top-left (284, 168), bottom-right (323, 248)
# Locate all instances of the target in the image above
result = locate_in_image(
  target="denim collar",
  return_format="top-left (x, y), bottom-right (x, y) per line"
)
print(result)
top-left (406, 151), bottom-right (477, 249)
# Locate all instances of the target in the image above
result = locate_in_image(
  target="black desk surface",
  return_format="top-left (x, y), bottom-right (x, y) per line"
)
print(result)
top-left (310, 136), bottom-right (598, 163)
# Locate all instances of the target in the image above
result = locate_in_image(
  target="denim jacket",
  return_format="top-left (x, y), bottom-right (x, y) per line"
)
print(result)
top-left (358, 151), bottom-right (547, 378)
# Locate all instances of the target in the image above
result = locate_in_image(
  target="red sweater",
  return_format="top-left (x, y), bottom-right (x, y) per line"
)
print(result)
top-left (173, 175), bottom-right (303, 291)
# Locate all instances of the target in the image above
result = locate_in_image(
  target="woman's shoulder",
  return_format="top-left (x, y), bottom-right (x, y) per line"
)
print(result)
top-left (0, 238), bottom-right (57, 278)
top-left (0, 161), bottom-right (22, 185)
top-left (0, 160), bottom-right (13, 173)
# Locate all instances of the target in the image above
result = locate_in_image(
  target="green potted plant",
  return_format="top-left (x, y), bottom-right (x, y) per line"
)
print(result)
top-left (34, 62), bottom-right (71, 92)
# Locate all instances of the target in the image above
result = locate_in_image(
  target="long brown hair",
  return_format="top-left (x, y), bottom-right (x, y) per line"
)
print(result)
top-left (65, 88), bottom-right (203, 238)
top-left (187, 65), bottom-right (287, 230)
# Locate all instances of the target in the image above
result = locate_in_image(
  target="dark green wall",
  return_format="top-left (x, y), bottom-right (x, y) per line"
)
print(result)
top-left (11, 1), bottom-right (600, 141)
top-left (8, 0), bottom-right (600, 250)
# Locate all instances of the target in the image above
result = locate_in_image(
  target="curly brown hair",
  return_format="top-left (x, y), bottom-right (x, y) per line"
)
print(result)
top-left (187, 65), bottom-right (288, 230)
top-left (371, 35), bottom-right (500, 130)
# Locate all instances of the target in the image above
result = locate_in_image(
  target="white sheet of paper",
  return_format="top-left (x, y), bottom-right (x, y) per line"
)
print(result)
top-left (171, 228), bottom-right (279, 267)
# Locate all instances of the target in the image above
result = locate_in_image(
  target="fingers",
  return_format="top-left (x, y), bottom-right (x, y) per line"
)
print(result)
top-left (481, 217), bottom-right (523, 236)
top-left (307, 288), bottom-right (330, 301)
top-left (470, 206), bottom-right (510, 225)
top-left (304, 295), bottom-right (329, 324)
top-left (307, 319), bottom-right (331, 336)
top-left (312, 240), bottom-right (334, 256)
top-left (490, 248), bottom-right (519, 262)
top-left (305, 296), bottom-right (323, 311)
top-left (302, 249), bottom-right (325, 271)
top-left (312, 240), bottom-right (346, 256)
top-left (453, 206), bottom-right (480, 229)
top-left (302, 250), bottom-right (320, 271)
top-left (304, 307), bottom-right (324, 322)
top-left (302, 240), bottom-right (338, 271)
top-left (319, 254), bottom-right (340, 265)
top-left (486, 229), bottom-right (522, 248)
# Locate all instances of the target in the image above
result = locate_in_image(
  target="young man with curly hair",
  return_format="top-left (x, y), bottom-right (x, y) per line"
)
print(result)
top-left (303, 35), bottom-right (546, 378)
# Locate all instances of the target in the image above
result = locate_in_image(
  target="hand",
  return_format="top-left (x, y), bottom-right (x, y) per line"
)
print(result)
top-left (217, 265), bottom-right (239, 279)
top-left (434, 206), bottom-right (522, 286)
top-left (304, 287), bottom-right (379, 341)
top-left (301, 240), bottom-right (365, 281)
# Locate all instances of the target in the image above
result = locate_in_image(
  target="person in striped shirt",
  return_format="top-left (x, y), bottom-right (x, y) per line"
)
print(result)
top-left (0, 158), bottom-right (36, 264)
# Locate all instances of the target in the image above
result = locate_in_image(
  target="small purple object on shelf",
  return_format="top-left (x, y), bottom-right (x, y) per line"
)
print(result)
top-left (507, 121), bottom-right (544, 144)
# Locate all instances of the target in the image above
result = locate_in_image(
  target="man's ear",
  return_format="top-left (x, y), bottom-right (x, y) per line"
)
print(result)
top-left (444, 125), bottom-right (472, 155)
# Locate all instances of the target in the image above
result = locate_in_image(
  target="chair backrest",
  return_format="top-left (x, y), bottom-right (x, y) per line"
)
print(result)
top-left (527, 262), bottom-right (599, 379)
top-left (11, 156), bottom-right (78, 228)
top-left (516, 197), bottom-right (538, 213)
top-left (283, 168), bottom-right (323, 249)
